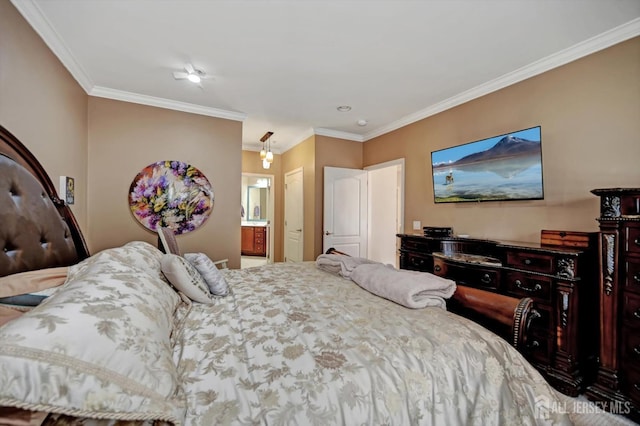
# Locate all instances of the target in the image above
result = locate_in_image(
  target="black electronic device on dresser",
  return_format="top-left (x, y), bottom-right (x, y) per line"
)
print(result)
top-left (397, 230), bottom-right (599, 397)
top-left (586, 188), bottom-right (640, 422)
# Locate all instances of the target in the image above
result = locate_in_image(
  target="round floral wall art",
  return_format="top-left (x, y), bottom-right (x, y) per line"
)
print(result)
top-left (128, 161), bottom-right (214, 235)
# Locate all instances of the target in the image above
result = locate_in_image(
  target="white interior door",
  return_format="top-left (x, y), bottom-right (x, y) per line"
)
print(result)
top-left (284, 168), bottom-right (304, 262)
top-left (323, 167), bottom-right (367, 257)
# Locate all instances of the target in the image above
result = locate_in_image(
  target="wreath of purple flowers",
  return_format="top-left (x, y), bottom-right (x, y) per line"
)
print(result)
top-left (128, 161), bottom-right (214, 235)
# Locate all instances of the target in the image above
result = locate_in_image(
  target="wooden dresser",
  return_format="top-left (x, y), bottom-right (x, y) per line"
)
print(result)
top-left (241, 225), bottom-right (266, 256)
top-left (398, 230), bottom-right (598, 396)
top-left (586, 188), bottom-right (640, 421)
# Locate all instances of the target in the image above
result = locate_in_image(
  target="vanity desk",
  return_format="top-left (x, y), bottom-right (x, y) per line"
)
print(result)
top-left (397, 230), bottom-right (598, 396)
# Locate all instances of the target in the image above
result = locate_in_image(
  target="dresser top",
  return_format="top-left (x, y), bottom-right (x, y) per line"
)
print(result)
top-left (397, 234), bottom-right (589, 255)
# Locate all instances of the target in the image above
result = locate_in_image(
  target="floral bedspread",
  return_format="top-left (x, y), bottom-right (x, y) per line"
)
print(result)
top-left (173, 262), bottom-right (571, 425)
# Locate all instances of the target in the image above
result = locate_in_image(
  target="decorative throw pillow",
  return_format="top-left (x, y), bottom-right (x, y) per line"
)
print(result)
top-left (161, 254), bottom-right (215, 304)
top-left (184, 253), bottom-right (229, 296)
top-left (0, 241), bottom-right (184, 424)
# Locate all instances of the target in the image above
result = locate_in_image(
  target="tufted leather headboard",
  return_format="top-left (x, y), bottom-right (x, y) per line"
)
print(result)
top-left (0, 125), bottom-right (89, 278)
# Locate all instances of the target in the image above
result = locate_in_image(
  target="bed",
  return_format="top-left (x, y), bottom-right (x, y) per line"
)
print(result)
top-left (0, 124), bottom-right (572, 425)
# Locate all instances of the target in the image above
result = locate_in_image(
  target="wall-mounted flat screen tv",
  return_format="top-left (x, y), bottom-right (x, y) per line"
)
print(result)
top-left (431, 126), bottom-right (543, 203)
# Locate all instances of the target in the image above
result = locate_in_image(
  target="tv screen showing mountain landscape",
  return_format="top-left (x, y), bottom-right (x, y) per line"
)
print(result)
top-left (431, 126), bottom-right (544, 203)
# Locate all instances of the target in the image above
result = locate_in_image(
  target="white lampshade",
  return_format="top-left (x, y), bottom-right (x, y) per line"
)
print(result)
top-left (266, 150), bottom-right (274, 163)
top-left (262, 159), bottom-right (271, 169)
top-left (259, 148), bottom-right (267, 160)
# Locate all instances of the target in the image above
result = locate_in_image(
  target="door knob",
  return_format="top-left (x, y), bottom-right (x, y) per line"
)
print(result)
top-left (324, 231), bottom-right (332, 235)
top-left (296, 229), bottom-right (302, 232)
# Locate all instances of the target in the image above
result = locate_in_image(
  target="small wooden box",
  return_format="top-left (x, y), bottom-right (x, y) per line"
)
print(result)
top-left (540, 230), bottom-right (596, 249)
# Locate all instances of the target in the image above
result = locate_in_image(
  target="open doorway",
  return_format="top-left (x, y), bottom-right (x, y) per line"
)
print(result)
top-left (365, 159), bottom-right (404, 266)
top-left (241, 173), bottom-right (274, 268)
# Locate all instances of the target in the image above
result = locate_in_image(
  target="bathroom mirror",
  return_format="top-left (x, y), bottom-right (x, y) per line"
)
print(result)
top-left (246, 185), bottom-right (268, 221)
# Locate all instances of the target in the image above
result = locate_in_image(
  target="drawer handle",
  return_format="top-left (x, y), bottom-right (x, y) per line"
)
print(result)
top-left (635, 238), bottom-right (640, 246)
top-left (634, 274), bottom-right (640, 283)
top-left (434, 265), bottom-right (441, 272)
top-left (635, 309), bottom-right (640, 319)
top-left (515, 280), bottom-right (542, 293)
top-left (481, 274), bottom-right (492, 285)
top-left (634, 346), bottom-right (640, 356)
top-left (528, 340), bottom-right (540, 349)
top-left (523, 259), bottom-right (532, 265)
top-left (635, 383), bottom-right (640, 392)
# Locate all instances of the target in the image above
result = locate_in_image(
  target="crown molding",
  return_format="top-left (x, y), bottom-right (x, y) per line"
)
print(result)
top-left (314, 128), bottom-right (364, 142)
top-left (11, 0), bottom-right (94, 92)
top-left (13, 0), bottom-right (246, 122)
top-left (90, 86), bottom-right (247, 121)
top-left (363, 18), bottom-right (640, 141)
top-left (241, 143), bottom-right (283, 154)
top-left (268, 128), bottom-right (313, 154)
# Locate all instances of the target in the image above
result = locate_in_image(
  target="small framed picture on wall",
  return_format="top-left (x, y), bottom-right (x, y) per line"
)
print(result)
top-left (59, 176), bottom-right (75, 205)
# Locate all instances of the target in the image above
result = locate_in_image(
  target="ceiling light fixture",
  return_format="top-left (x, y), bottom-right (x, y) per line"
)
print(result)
top-left (357, 119), bottom-right (368, 126)
top-left (173, 63), bottom-right (207, 85)
top-left (337, 105), bottom-right (352, 112)
top-left (260, 131), bottom-right (274, 169)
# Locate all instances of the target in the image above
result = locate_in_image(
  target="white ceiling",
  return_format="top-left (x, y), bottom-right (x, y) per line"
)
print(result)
top-left (13, 0), bottom-right (640, 153)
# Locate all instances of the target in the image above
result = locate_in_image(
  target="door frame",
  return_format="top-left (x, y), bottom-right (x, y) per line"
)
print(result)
top-left (364, 157), bottom-right (405, 234)
top-left (364, 158), bottom-right (405, 266)
top-left (242, 172), bottom-right (275, 263)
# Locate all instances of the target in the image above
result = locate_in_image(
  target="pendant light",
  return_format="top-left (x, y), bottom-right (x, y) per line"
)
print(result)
top-left (260, 131), bottom-right (274, 169)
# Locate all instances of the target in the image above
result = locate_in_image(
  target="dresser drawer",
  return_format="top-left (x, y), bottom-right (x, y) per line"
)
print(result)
top-left (626, 259), bottom-right (640, 294)
top-left (506, 251), bottom-right (554, 274)
top-left (505, 271), bottom-right (552, 303)
top-left (527, 331), bottom-right (553, 365)
top-left (433, 257), bottom-right (499, 291)
top-left (626, 226), bottom-right (640, 254)
top-left (400, 237), bottom-right (439, 253)
top-left (255, 227), bottom-right (266, 237)
top-left (529, 303), bottom-right (552, 334)
top-left (623, 291), bottom-right (640, 328)
top-left (622, 364), bottom-right (640, 406)
top-left (622, 326), bottom-right (640, 365)
top-left (400, 252), bottom-right (432, 272)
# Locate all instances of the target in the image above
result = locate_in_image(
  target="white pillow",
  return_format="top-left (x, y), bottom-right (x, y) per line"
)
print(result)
top-left (161, 254), bottom-right (215, 304)
top-left (184, 253), bottom-right (229, 296)
top-left (0, 241), bottom-right (184, 423)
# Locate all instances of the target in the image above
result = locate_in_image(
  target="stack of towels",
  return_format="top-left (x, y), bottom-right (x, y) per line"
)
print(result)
top-left (316, 254), bottom-right (456, 309)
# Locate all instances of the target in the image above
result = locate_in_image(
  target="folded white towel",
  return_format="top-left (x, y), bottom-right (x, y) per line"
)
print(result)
top-left (349, 263), bottom-right (456, 309)
top-left (315, 254), bottom-right (379, 278)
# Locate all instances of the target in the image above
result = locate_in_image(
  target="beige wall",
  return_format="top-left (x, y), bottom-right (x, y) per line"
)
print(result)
top-left (88, 98), bottom-right (243, 268)
top-left (282, 136), bottom-right (316, 260)
top-left (242, 150), bottom-right (284, 262)
top-left (314, 136), bottom-right (364, 257)
top-left (0, 1), bottom-right (88, 232)
top-left (364, 37), bottom-right (640, 243)
top-left (277, 135), bottom-right (364, 260)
